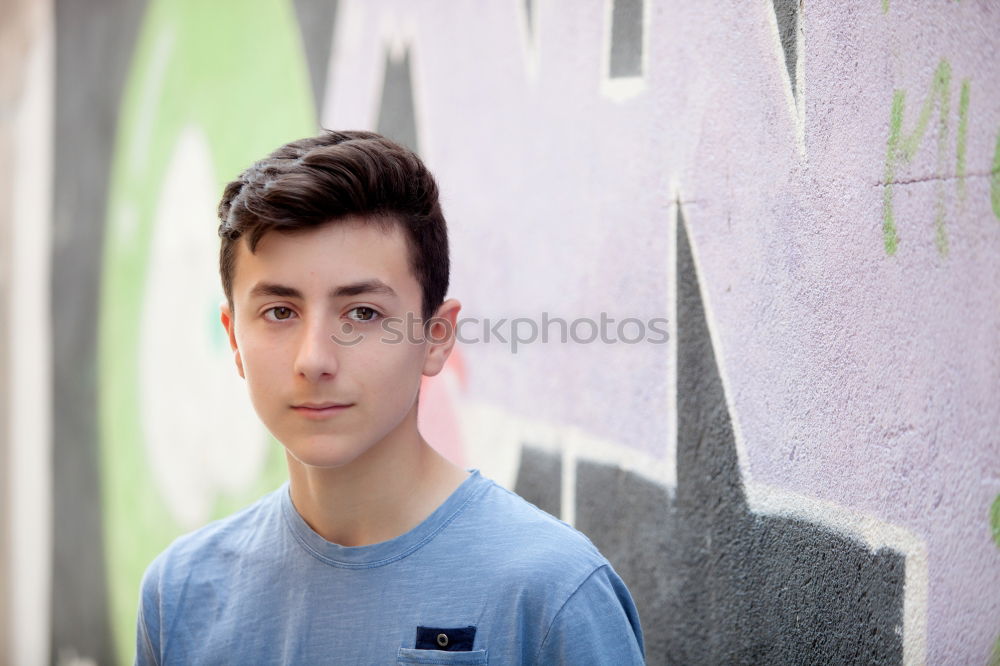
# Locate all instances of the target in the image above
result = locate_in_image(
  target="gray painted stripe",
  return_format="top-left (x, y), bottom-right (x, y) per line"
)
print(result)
top-left (772, 0), bottom-right (799, 100)
top-left (513, 445), bottom-right (562, 518)
top-left (292, 0), bottom-right (338, 115)
top-left (610, 0), bottom-right (643, 78)
top-left (376, 49), bottom-right (420, 154)
top-left (51, 0), bottom-right (149, 662)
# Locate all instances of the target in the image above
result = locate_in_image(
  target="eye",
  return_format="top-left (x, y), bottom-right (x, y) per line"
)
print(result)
top-left (347, 306), bottom-right (380, 322)
top-left (264, 306), bottom-right (296, 322)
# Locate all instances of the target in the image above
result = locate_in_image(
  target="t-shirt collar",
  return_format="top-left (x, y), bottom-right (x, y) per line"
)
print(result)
top-left (280, 468), bottom-right (488, 568)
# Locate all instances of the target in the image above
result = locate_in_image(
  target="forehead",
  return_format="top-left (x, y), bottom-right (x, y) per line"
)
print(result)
top-left (231, 217), bottom-right (420, 302)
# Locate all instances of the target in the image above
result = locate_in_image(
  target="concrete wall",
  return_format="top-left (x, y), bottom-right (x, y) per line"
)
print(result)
top-left (3, 1), bottom-right (999, 664)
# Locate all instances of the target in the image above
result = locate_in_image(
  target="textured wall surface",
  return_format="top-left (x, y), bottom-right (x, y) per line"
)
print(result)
top-left (4, 1), bottom-right (53, 665)
top-left (3, 1), bottom-right (998, 664)
top-left (0, 1), bottom-right (39, 657)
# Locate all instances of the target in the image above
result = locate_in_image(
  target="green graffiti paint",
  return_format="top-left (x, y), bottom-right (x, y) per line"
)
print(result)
top-left (933, 64), bottom-right (953, 257)
top-left (983, 496), bottom-right (999, 665)
top-left (992, 130), bottom-right (1000, 220)
top-left (98, 0), bottom-right (315, 662)
top-left (989, 498), bottom-right (1000, 666)
top-left (956, 79), bottom-right (970, 201)
top-left (899, 61), bottom-right (950, 161)
top-left (882, 90), bottom-right (904, 255)
top-left (991, 494), bottom-right (1000, 548)
top-left (990, 493), bottom-right (1000, 665)
top-left (882, 59), bottom-right (953, 256)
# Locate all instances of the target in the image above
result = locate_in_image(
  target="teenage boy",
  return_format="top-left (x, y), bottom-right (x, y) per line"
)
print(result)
top-left (135, 130), bottom-right (645, 664)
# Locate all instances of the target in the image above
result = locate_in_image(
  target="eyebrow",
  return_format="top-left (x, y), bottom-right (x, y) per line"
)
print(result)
top-left (248, 279), bottom-right (398, 301)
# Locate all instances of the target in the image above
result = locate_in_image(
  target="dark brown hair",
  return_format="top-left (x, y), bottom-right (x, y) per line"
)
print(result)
top-left (217, 130), bottom-right (449, 319)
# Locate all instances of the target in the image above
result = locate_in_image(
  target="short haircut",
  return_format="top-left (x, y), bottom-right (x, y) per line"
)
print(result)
top-left (217, 130), bottom-right (449, 319)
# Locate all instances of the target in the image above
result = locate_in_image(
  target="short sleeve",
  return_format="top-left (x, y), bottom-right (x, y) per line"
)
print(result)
top-left (134, 559), bottom-right (162, 666)
top-left (535, 564), bottom-right (645, 664)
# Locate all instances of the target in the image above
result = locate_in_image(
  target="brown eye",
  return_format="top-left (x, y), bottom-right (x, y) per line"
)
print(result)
top-left (349, 306), bottom-right (378, 322)
top-left (267, 307), bottom-right (294, 321)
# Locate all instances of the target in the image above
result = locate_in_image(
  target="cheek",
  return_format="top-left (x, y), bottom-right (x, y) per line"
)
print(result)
top-left (357, 341), bottom-right (426, 401)
top-left (239, 341), bottom-right (287, 402)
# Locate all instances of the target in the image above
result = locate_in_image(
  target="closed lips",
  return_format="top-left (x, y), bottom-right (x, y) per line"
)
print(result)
top-left (294, 403), bottom-right (351, 409)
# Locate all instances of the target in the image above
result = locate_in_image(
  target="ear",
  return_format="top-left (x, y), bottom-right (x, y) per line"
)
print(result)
top-left (220, 301), bottom-right (245, 379)
top-left (422, 298), bottom-right (461, 377)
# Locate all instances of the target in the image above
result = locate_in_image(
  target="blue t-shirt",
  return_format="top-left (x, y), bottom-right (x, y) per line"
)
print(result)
top-left (135, 469), bottom-right (645, 664)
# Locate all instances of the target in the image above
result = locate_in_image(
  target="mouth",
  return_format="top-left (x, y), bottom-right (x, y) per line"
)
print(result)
top-left (291, 402), bottom-right (353, 419)
top-left (295, 401), bottom-right (351, 409)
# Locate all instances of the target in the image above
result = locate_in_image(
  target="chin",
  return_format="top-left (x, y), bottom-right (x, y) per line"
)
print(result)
top-left (281, 434), bottom-right (373, 470)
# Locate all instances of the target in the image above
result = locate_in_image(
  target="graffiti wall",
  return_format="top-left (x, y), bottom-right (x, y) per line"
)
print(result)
top-left (3, 0), bottom-right (999, 664)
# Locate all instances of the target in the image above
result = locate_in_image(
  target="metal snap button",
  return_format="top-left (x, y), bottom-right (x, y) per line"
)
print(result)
top-left (436, 633), bottom-right (449, 647)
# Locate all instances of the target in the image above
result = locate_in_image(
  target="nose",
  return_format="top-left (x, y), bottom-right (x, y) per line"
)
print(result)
top-left (293, 315), bottom-right (340, 383)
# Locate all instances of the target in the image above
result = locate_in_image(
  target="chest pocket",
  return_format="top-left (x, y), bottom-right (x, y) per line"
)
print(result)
top-left (396, 647), bottom-right (488, 665)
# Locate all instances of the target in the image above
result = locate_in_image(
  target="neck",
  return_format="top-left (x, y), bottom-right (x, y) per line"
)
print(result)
top-left (285, 408), bottom-right (469, 547)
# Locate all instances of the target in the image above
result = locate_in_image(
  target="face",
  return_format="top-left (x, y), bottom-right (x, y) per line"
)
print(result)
top-left (220, 217), bottom-right (458, 470)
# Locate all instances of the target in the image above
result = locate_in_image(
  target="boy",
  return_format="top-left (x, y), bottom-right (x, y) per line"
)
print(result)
top-left (135, 130), bottom-right (645, 664)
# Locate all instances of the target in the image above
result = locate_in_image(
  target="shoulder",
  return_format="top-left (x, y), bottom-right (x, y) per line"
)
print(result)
top-left (140, 484), bottom-right (284, 593)
top-left (474, 477), bottom-right (604, 556)
top-left (452, 475), bottom-right (645, 661)
top-left (453, 474), bottom-right (610, 591)
top-left (536, 563), bottom-right (646, 663)
top-left (136, 487), bottom-right (285, 663)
